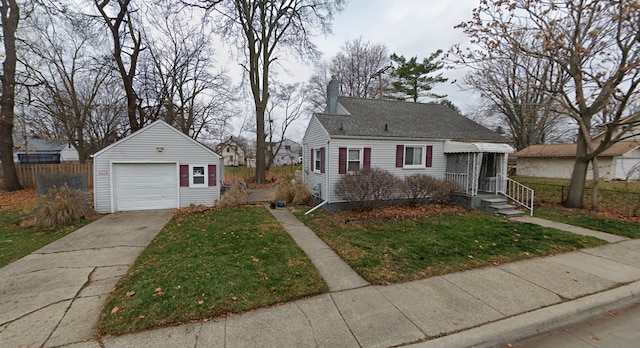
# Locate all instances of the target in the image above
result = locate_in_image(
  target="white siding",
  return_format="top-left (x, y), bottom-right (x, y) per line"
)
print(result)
top-left (302, 116), bottom-right (330, 201)
top-left (326, 139), bottom-right (446, 203)
top-left (517, 157), bottom-right (616, 180)
top-left (94, 121), bottom-right (221, 213)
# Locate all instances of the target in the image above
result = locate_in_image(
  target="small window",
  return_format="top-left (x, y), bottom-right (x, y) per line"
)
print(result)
top-left (314, 148), bottom-right (322, 173)
top-left (285, 145), bottom-right (291, 150)
top-left (404, 146), bottom-right (424, 167)
top-left (348, 148), bottom-right (361, 172)
top-left (190, 165), bottom-right (207, 187)
top-left (226, 147), bottom-right (230, 153)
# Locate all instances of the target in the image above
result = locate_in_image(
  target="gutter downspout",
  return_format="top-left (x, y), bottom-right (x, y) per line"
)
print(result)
top-left (305, 200), bottom-right (327, 215)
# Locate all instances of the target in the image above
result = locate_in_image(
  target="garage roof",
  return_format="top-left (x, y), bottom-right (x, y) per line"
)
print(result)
top-left (514, 141), bottom-right (640, 158)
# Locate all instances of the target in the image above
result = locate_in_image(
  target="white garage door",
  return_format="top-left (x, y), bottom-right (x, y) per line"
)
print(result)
top-left (114, 163), bottom-right (178, 211)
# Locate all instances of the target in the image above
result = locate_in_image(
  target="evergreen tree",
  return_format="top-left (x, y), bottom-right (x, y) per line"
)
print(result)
top-left (389, 50), bottom-right (447, 102)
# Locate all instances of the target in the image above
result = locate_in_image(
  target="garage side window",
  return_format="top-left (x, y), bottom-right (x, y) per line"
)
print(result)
top-left (190, 164), bottom-right (207, 187)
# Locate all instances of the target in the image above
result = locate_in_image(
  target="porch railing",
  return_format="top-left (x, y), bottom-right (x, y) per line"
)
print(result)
top-left (445, 172), bottom-right (471, 195)
top-left (496, 174), bottom-right (534, 216)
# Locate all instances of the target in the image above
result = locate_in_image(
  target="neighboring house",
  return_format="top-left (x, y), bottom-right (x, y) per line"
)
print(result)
top-left (515, 114), bottom-right (640, 180)
top-left (11, 136), bottom-right (80, 164)
top-left (514, 141), bottom-right (640, 180)
top-left (302, 79), bottom-right (515, 209)
top-left (268, 139), bottom-right (303, 166)
top-left (217, 138), bottom-right (245, 167)
top-left (93, 120), bottom-right (224, 213)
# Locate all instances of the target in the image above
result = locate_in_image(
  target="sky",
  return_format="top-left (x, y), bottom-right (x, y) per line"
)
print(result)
top-left (231, 0), bottom-right (483, 141)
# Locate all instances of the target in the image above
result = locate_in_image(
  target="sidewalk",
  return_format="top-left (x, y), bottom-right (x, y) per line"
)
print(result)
top-left (99, 207), bottom-right (640, 348)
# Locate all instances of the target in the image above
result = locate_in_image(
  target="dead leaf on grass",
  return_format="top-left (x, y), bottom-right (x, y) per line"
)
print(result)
top-left (231, 296), bottom-right (237, 301)
top-left (111, 306), bottom-right (120, 314)
top-left (198, 300), bottom-right (204, 305)
top-left (125, 291), bottom-right (136, 297)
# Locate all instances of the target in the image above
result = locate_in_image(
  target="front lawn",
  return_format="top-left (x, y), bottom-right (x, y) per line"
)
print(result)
top-left (99, 206), bottom-right (327, 336)
top-left (0, 190), bottom-right (96, 267)
top-left (293, 206), bottom-right (605, 285)
top-left (535, 206), bottom-right (640, 239)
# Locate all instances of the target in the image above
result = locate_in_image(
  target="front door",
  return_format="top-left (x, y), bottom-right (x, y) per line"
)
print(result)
top-left (478, 153), bottom-right (498, 192)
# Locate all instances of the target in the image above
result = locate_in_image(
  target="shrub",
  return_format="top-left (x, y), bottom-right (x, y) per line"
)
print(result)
top-left (274, 180), bottom-right (312, 206)
top-left (35, 184), bottom-right (92, 228)
top-left (401, 174), bottom-right (452, 205)
top-left (219, 184), bottom-right (248, 208)
top-left (334, 168), bottom-right (399, 210)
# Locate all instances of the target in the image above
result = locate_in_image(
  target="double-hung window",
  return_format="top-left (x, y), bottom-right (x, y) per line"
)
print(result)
top-left (404, 146), bottom-right (424, 167)
top-left (190, 165), bottom-right (207, 187)
top-left (314, 148), bottom-right (322, 173)
top-left (347, 148), bottom-right (362, 172)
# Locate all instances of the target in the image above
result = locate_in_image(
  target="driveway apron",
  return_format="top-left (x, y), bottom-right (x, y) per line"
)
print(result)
top-left (0, 209), bottom-right (174, 348)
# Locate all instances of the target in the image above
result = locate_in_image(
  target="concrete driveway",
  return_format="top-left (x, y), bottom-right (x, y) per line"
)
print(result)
top-left (0, 209), bottom-right (174, 348)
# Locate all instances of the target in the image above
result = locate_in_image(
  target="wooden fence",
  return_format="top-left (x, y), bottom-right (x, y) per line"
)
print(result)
top-left (0, 162), bottom-right (93, 190)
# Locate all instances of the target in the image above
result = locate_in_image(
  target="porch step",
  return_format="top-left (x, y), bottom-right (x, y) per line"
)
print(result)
top-left (480, 197), bottom-right (525, 217)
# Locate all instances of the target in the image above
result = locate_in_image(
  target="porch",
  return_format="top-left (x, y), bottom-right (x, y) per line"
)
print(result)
top-left (443, 141), bottom-right (534, 216)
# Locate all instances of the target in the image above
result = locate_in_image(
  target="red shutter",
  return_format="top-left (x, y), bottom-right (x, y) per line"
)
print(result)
top-left (310, 148), bottom-right (314, 171)
top-left (208, 165), bottom-right (217, 186)
top-left (338, 147), bottom-right (347, 174)
top-left (396, 145), bottom-right (404, 168)
top-left (179, 165), bottom-right (189, 187)
top-left (426, 145), bottom-right (433, 167)
top-left (363, 147), bottom-right (371, 169)
top-left (320, 147), bottom-right (326, 173)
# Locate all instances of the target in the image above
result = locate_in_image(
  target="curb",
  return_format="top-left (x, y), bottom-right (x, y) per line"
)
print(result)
top-left (408, 280), bottom-right (640, 348)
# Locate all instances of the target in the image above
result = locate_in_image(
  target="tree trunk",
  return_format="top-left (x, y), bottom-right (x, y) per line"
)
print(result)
top-left (590, 157), bottom-right (600, 211)
top-left (255, 102), bottom-right (266, 184)
top-left (564, 134), bottom-right (590, 208)
top-left (0, 0), bottom-right (21, 191)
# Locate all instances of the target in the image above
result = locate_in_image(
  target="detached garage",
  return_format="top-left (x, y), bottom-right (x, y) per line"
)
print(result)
top-left (93, 120), bottom-right (224, 213)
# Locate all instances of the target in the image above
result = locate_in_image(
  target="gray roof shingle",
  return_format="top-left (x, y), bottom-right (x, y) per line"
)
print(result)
top-left (316, 97), bottom-right (507, 143)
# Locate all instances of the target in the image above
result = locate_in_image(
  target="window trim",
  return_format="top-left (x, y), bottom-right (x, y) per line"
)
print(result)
top-left (347, 147), bottom-right (363, 173)
top-left (313, 148), bottom-right (322, 173)
top-left (403, 145), bottom-right (426, 169)
top-left (189, 164), bottom-right (208, 187)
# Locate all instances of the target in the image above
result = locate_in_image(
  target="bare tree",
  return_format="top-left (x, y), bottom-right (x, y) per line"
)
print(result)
top-left (140, 3), bottom-right (235, 140)
top-left (0, 0), bottom-right (21, 191)
top-left (330, 37), bottom-right (391, 98)
top-left (187, 0), bottom-right (344, 184)
top-left (455, 33), bottom-right (569, 150)
top-left (265, 82), bottom-right (308, 168)
top-left (456, 0), bottom-right (640, 209)
top-left (23, 8), bottom-right (112, 162)
top-left (94, 0), bottom-right (145, 133)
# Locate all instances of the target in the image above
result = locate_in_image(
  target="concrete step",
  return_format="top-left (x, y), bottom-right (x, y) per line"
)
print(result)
top-left (481, 197), bottom-right (509, 205)
top-left (485, 203), bottom-right (518, 212)
top-left (497, 209), bottom-right (526, 217)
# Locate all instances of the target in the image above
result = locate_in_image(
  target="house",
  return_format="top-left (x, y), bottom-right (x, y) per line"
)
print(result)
top-left (302, 79), bottom-right (515, 210)
top-left (514, 114), bottom-right (640, 180)
top-left (92, 120), bottom-right (224, 213)
top-left (268, 139), bottom-right (303, 166)
top-left (11, 136), bottom-right (80, 164)
top-left (513, 141), bottom-right (640, 180)
top-left (217, 137), bottom-right (246, 166)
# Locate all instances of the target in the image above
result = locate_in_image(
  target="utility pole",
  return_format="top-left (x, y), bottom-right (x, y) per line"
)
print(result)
top-left (371, 65), bottom-right (393, 99)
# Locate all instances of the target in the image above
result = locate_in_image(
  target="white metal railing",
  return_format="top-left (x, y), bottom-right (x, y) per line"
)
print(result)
top-left (496, 174), bottom-right (534, 216)
top-left (445, 172), bottom-right (470, 194)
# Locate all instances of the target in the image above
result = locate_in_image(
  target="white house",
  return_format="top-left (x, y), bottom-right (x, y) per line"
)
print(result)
top-left (93, 120), bottom-right (224, 213)
top-left (302, 79), bottom-right (515, 210)
top-left (269, 139), bottom-right (303, 166)
top-left (514, 141), bottom-right (640, 180)
top-left (12, 136), bottom-right (80, 163)
top-left (514, 115), bottom-right (640, 180)
top-left (217, 137), bottom-right (246, 166)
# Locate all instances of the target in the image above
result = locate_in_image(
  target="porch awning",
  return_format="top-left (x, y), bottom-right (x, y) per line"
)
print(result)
top-left (443, 141), bottom-right (514, 154)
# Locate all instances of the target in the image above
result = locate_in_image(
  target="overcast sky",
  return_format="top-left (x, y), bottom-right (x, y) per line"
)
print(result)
top-left (234, 0), bottom-right (482, 140)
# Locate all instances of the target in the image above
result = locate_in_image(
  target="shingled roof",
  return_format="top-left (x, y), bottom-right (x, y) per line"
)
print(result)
top-left (514, 141), bottom-right (640, 158)
top-left (315, 97), bottom-right (507, 142)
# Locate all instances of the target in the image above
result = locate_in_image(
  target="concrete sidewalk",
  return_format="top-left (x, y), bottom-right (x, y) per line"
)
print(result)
top-left (98, 209), bottom-right (640, 348)
top-left (0, 210), bottom-right (174, 348)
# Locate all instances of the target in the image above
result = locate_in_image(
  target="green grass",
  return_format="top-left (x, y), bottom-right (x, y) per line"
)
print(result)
top-left (293, 207), bottom-right (605, 285)
top-left (535, 206), bottom-right (640, 238)
top-left (98, 206), bottom-right (327, 336)
top-left (0, 210), bottom-right (96, 268)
